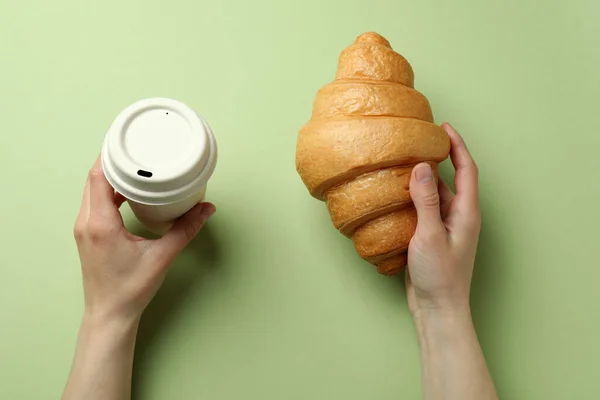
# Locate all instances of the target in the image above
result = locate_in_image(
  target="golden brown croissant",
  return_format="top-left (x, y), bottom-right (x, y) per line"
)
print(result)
top-left (295, 32), bottom-right (451, 276)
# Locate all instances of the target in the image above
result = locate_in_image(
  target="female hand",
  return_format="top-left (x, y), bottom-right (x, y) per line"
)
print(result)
top-left (73, 157), bottom-right (216, 323)
top-left (405, 123), bottom-right (497, 400)
top-left (406, 122), bottom-right (481, 316)
top-left (64, 156), bottom-right (215, 400)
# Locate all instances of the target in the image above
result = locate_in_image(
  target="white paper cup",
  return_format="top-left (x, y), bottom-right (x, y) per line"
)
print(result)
top-left (101, 97), bottom-right (217, 234)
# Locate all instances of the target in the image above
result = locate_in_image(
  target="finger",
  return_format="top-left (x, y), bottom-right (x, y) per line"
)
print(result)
top-left (438, 179), bottom-right (454, 207)
top-left (438, 179), bottom-right (454, 219)
top-left (154, 203), bottom-right (216, 264)
top-left (75, 175), bottom-right (92, 232)
top-left (442, 123), bottom-right (479, 213)
top-left (79, 176), bottom-right (91, 220)
top-left (409, 163), bottom-right (445, 234)
top-left (88, 156), bottom-right (120, 219)
top-left (114, 192), bottom-right (127, 208)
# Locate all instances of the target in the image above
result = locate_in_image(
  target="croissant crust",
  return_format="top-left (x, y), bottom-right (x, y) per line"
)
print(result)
top-left (295, 32), bottom-right (450, 275)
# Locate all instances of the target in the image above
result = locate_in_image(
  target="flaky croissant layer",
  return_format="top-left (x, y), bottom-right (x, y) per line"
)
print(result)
top-left (295, 32), bottom-right (450, 275)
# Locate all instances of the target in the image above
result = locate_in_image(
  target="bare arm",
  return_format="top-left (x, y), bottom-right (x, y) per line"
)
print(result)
top-left (62, 157), bottom-right (215, 400)
top-left (414, 308), bottom-right (497, 400)
top-left (62, 314), bottom-right (139, 400)
top-left (406, 123), bottom-right (498, 400)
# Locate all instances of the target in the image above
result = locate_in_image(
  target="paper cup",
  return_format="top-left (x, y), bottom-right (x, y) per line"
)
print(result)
top-left (101, 97), bottom-right (217, 234)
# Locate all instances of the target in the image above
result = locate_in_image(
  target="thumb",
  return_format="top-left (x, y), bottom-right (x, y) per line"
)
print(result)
top-left (410, 163), bottom-right (445, 233)
top-left (155, 202), bottom-right (216, 260)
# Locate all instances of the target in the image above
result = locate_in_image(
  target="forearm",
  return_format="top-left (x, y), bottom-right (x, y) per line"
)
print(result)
top-left (62, 312), bottom-right (140, 400)
top-left (414, 307), bottom-right (498, 400)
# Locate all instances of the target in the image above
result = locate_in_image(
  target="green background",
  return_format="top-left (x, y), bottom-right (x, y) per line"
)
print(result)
top-left (1, 0), bottom-right (599, 398)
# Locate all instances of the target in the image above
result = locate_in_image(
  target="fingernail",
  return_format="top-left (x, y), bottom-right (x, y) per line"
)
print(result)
top-left (200, 204), bottom-right (216, 221)
top-left (415, 163), bottom-right (433, 184)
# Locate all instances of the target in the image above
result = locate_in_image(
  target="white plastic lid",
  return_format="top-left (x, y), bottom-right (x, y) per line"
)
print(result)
top-left (101, 98), bottom-right (217, 205)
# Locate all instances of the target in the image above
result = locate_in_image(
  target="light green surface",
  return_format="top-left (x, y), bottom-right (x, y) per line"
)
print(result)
top-left (1, 1), bottom-right (599, 398)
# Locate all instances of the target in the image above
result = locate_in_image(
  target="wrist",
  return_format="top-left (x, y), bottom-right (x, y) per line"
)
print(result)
top-left (83, 301), bottom-right (143, 328)
top-left (412, 305), bottom-right (474, 341)
top-left (63, 305), bottom-right (140, 400)
top-left (81, 308), bottom-right (140, 340)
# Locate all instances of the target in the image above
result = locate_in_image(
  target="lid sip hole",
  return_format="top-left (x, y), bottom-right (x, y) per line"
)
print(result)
top-left (137, 170), bottom-right (153, 178)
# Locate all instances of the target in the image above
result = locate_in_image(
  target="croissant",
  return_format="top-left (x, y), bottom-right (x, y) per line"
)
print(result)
top-left (295, 32), bottom-right (451, 276)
